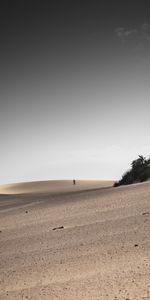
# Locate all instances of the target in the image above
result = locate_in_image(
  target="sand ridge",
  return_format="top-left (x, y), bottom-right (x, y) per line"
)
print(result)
top-left (0, 179), bottom-right (113, 194)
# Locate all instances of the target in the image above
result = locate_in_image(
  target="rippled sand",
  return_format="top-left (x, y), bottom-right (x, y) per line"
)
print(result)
top-left (0, 180), bottom-right (150, 299)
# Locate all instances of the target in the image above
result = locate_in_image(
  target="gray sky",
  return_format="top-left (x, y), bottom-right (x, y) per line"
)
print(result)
top-left (1, 1), bottom-right (150, 184)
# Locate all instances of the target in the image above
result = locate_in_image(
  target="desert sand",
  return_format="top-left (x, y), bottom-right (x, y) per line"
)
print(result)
top-left (0, 180), bottom-right (150, 300)
top-left (0, 180), bottom-right (113, 194)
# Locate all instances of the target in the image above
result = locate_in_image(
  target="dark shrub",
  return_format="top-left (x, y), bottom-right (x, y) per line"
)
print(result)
top-left (114, 155), bottom-right (150, 187)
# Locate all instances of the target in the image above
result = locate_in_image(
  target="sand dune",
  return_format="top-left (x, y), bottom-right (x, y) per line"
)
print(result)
top-left (0, 179), bottom-right (113, 194)
top-left (0, 181), bottom-right (150, 299)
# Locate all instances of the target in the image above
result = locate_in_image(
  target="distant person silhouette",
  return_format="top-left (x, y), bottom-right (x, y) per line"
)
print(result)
top-left (73, 179), bottom-right (76, 185)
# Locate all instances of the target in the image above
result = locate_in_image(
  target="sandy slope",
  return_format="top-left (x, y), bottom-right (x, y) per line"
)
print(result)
top-left (0, 180), bottom-right (113, 194)
top-left (0, 181), bottom-right (150, 300)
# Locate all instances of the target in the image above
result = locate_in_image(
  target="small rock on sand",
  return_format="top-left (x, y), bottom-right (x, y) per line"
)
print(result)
top-left (53, 226), bottom-right (64, 231)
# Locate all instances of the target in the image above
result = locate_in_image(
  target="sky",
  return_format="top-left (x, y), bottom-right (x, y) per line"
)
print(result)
top-left (1, 1), bottom-right (150, 184)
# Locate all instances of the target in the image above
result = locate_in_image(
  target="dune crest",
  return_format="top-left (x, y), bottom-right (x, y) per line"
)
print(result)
top-left (0, 180), bottom-right (113, 194)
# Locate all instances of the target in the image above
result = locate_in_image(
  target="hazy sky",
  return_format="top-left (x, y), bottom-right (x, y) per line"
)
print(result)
top-left (1, 1), bottom-right (150, 184)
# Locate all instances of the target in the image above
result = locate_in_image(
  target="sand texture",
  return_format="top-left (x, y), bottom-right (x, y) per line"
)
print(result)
top-left (0, 180), bottom-right (113, 194)
top-left (0, 180), bottom-right (150, 299)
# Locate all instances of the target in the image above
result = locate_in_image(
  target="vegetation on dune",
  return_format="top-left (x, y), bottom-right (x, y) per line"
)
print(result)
top-left (114, 155), bottom-right (150, 187)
